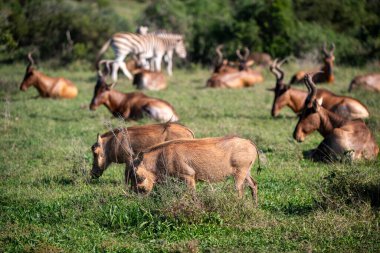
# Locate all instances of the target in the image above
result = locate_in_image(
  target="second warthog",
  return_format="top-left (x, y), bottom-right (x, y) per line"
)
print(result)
top-left (91, 123), bottom-right (195, 181)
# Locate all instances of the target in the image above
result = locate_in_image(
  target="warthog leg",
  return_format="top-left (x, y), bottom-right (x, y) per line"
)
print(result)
top-left (246, 175), bottom-right (258, 206)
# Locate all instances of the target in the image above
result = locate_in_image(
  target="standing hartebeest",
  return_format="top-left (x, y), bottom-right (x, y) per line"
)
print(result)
top-left (293, 73), bottom-right (378, 162)
top-left (290, 43), bottom-right (335, 84)
top-left (268, 59), bottom-right (369, 119)
top-left (348, 73), bottom-right (380, 92)
top-left (89, 65), bottom-right (178, 122)
top-left (19, 53), bottom-right (78, 98)
top-left (206, 47), bottom-right (264, 88)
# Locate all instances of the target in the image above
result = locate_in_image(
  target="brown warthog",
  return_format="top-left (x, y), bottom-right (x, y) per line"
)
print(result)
top-left (20, 53), bottom-right (78, 98)
top-left (91, 123), bottom-right (195, 180)
top-left (130, 136), bottom-right (260, 205)
top-left (293, 73), bottom-right (379, 162)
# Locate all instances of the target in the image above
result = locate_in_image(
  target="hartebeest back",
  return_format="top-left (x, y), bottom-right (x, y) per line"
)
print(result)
top-left (348, 73), bottom-right (380, 92)
top-left (90, 64), bottom-right (178, 122)
top-left (268, 59), bottom-right (369, 119)
top-left (130, 136), bottom-right (260, 205)
top-left (206, 47), bottom-right (264, 88)
top-left (19, 53), bottom-right (78, 98)
top-left (90, 122), bottom-right (195, 180)
top-left (293, 73), bottom-right (378, 162)
top-left (290, 43), bottom-right (335, 84)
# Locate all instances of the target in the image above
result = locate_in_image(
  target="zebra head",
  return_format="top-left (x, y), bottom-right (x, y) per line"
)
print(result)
top-left (174, 38), bottom-right (187, 59)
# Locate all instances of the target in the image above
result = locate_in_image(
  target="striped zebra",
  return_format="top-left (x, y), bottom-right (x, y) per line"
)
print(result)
top-left (96, 32), bottom-right (186, 84)
top-left (136, 27), bottom-right (186, 76)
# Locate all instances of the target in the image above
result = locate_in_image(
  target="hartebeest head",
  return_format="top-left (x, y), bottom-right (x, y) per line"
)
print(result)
top-left (268, 58), bottom-right (289, 117)
top-left (89, 63), bottom-right (115, 110)
top-left (322, 42), bottom-right (335, 65)
top-left (236, 47), bottom-right (254, 71)
top-left (293, 72), bottom-right (325, 142)
top-left (20, 52), bottom-right (38, 91)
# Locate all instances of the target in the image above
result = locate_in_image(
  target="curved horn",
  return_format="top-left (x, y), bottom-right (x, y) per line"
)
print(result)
top-left (306, 72), bottom-right (323, 99)
top-left (243, 47), bottom-right (250, 60)
top-left (236, 48), bottom-right (244, 60)
top-left (269, 59), bottom-right (281, 80)
top-left (330, 42), bottom-right (335, 55)
top-left (216, 44), bottom-right (224, 64)
top-left (97, 59), bottom-right (112, 77)
top-left (275, 58), bottom-right (287, 81)
top-left (322, 42), bottom-right (329, 56)
top-left (27, 52), bottom-right (35, 68)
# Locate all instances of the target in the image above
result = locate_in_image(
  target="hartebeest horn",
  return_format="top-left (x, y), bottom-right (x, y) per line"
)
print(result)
top-left (243, 47), bottom-right (250, 60)
top-left (322, 42), bottom-right (329, 56)
top-left (27, 52), bottom-right (35, 68)
top-left (269, 59), bottom-right (281, 80)
top-left (275, 58), bottom-right (287, 82)
top-left (216, 44), bottom-right (224, 64)
top-left (236, 48), bottom-right (244, 60)
top-left (330, 43), bottom-right (335, 55)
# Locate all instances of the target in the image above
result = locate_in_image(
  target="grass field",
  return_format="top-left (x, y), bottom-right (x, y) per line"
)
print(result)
top-left (0, 61), bottom-right (379, 252)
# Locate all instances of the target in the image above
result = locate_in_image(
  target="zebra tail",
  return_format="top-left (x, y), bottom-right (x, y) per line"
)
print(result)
top-left (95, 39), bottom-right (111, 68)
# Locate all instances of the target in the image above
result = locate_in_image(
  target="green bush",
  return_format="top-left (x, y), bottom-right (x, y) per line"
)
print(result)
top-left (0, 0), bottom-right (130, 63)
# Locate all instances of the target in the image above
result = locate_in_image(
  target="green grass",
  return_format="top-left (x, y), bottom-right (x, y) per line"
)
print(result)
top-left (0, 61), bottom-right (379, 252)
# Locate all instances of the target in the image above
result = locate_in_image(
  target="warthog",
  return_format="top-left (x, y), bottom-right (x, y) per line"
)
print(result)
top-left (130, 136), bottom-right (260, 205)
top-left (91, 123), bottom-right (195, 180)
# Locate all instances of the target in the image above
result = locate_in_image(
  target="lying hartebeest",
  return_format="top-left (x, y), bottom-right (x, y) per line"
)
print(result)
top-left (98, 59), bottom-right (167, 91)
top-left (348, 73), bottom-right (380, 92)
top-left (19, 53), bottom-right (78, 98)
top-left (269, 59), bottom-right (369, 119)
top-left (206, 47), bottom-right (264, 88)
top-left (130, 136), bottom-right (260, 205)
top-left (293, 73), bottom-right (378, 162)
top-left (89, 67), bottom-right (178, 122)
top-left (290, 43), bottom-right (335, 84)
top-left (91, 123), bottom-right (194, 182)
top-left (213, 44), bottom-right (239, 74)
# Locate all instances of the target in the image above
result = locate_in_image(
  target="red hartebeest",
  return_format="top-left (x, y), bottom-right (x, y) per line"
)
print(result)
top-left (290, 43), bottom-right (335, 84)
top-left (348, 73), bottom-right (380, 92)
top-left (268, 59), bottom-right (369, 119)
top-left (206, 47), bottom-right (264, 88)
top-left (19, 53), bottom-right (78, 98)
top-left (212, 44), bottom-right (239, 74)
top-left (293, 73), bottom-right (378, 162)
top-left (89, 65), bottom-right (178, 122)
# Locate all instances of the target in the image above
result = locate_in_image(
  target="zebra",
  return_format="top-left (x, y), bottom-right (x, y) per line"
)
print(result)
top-left (136, 26), bottom-right (186, 76)
top-left (96, 32), bottom-right (186, 84)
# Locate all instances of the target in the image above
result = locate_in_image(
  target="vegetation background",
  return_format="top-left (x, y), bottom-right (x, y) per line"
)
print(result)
top-left (0, 0), bottom-right (379, 252)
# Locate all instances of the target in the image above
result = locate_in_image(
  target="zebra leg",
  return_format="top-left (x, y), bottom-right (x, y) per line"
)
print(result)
top-left (114, 53), bottom-right (133, 81)
top-left (119, 61), bottom-right (133, 80)
top-left (165, 53), bottom-right (173, 76)
top-left (154, 56), bottom-right (163, 72)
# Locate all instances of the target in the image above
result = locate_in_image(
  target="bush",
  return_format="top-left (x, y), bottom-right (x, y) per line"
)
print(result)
top-left (318, 161), bottom-right (380, 208)
top-left (0, 0), bottom-right (130, 63)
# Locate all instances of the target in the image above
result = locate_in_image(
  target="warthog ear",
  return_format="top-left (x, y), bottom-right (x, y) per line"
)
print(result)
top-left (97, 133), bottom-right (102, 144)
top-left (132, 152), bottom-right (144, 167)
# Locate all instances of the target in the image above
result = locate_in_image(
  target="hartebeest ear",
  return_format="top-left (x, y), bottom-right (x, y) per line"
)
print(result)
top-left (245, 60), bottom-right (254, 67)
top-left (312, 97), bottom-right (323, 111)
